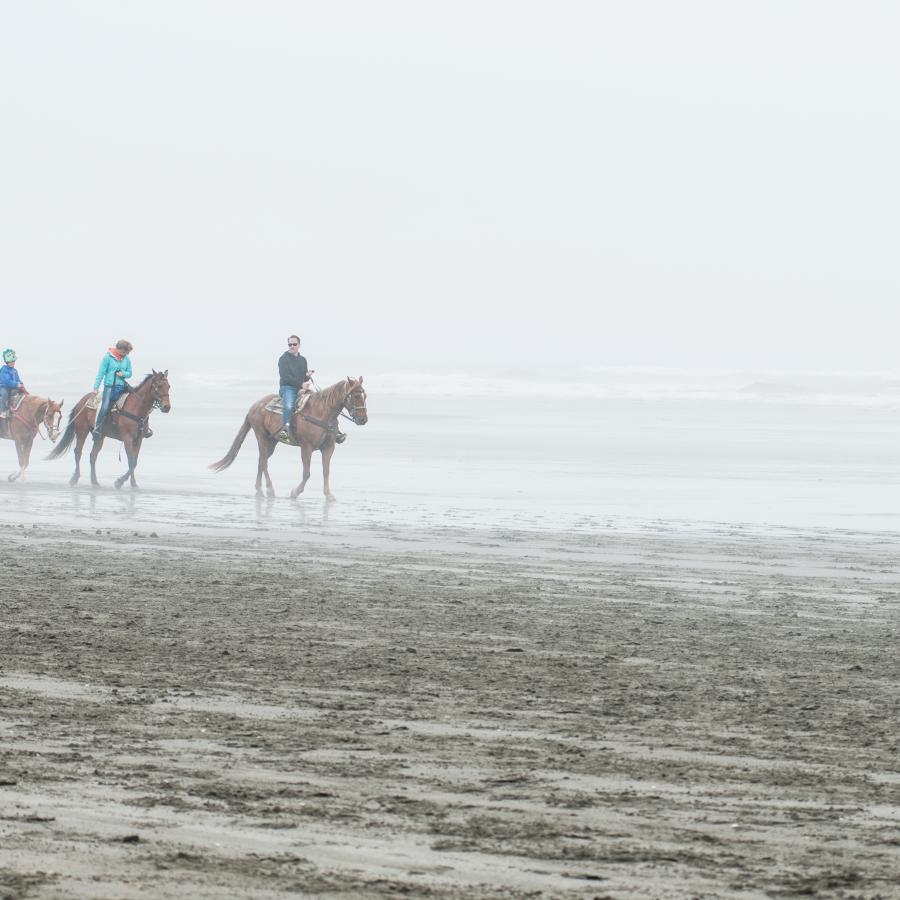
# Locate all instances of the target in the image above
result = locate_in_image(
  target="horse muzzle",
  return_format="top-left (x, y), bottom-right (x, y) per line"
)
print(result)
top-left (159, 404), bottom-right (172, 413)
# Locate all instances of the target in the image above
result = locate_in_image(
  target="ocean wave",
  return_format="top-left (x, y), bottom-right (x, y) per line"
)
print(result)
top-left (26, 365), bottom-right (900, 408)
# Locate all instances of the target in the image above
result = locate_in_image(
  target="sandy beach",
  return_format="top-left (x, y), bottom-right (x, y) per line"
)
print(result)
top-left (2, 520), bottom-right (899, 898)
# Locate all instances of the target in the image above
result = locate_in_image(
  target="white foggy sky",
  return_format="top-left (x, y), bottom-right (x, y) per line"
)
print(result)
top-left (2, 1), bottom-right (899, 378)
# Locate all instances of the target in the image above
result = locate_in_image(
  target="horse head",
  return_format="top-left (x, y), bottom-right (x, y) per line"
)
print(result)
top-left (151, 369), bottom-right (172, 413)
top-left (43, 398), bottom-right (64, 442)
top-left (343, 376), bottom-right (367, 426)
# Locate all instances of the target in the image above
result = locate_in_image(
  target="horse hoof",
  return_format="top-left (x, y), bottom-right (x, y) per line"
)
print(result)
top-left (8, 473), bottom-right (17, 482)
top-left (290, 488), bottom-right (299, 500)
top-left (69, 477), bottom-right (79, 487)
top-left (326, 494), bottom-right (337, 503)
top-left (266, 489), bottom-right (276, 499)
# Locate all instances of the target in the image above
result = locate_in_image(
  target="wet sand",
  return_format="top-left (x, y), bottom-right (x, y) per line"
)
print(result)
top-left (2, 522), bottom-right (899, 898)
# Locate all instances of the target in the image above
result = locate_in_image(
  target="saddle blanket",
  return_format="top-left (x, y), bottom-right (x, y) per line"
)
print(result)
top-left (85, 390), bottom-right (128, 412)
top-left (265, 392), bottom-right (311, 415)
top-left (0, 393), bottom-right (25, 418)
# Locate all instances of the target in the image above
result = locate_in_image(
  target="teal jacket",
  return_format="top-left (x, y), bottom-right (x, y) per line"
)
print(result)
top-left (94, 352), bottom-right (132, 390)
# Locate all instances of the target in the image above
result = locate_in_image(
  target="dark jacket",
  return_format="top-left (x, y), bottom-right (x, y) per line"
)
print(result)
top-left (278, 352), bottom-right (309, 389)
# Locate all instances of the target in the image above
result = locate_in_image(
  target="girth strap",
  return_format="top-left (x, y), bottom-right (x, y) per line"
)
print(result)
top-left (300, 413), bottom-right (338, 433)
top-left (115, 408), bottom-right (146, 434)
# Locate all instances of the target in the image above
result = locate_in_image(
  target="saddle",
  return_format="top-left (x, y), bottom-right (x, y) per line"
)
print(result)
top-left (265, 392), bottom-right (311, 416)
top-left (0, 392), bottom-right (25, 419)
top-left (85, 390), bottom-right (129, 412)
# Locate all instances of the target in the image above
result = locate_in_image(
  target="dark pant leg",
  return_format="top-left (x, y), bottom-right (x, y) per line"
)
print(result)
top-left (0, 387), bottom-right (9, 412)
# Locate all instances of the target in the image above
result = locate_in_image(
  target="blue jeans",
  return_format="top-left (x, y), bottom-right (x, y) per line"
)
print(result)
top-left (94, 384), bottom-right (125, 433)
top-left (0, 387), bottom-right (9, 412)
top-left (279, 386), bottom-right (297, 426)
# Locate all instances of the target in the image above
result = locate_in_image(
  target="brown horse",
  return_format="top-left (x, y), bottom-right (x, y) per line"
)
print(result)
top-left (0, 394), bottom-right (64, 482)
top-left (210, 377), bottom-right (367, 499)
top-left (47, 371), bottom-right (172, 489)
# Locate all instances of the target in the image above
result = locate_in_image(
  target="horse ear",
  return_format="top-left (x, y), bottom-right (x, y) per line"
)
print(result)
top-left (359, 375), bottom-right (363, 384)
top-left (152, 368), bottom-right (157, 375)
top-left (59, 399), bottom-right (65, 409)
top-left (164, 369), bottom-right (168, 376)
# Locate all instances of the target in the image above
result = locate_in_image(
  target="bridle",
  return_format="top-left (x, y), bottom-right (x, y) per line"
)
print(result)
top-left (116, 374), bottom-right (171, 435)
top-left (10, 400), bottom-right (62, 442)
top-left (151, 375), bottom-right (171, 412)
top-left (297, 379), bottom-right (366, 447)
top-left (340, 383), bottom-right (367, 425)
top-left (42, 403), bottom-right (62, 442)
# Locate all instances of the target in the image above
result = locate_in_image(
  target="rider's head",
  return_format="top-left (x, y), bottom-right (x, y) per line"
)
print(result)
top-left (287, 335), bottom-right (301, 354)
top-left (2, 349), bottom-right (16, 365)
top-left (116, 339), bottom-right (133, 355)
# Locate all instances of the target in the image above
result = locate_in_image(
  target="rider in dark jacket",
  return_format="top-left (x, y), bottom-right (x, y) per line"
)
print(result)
top-left (276, 335), bottom-right (312, 440)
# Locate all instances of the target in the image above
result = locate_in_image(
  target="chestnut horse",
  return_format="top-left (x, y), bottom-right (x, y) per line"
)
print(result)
top-left (47, 371), bottom-right (172, 489)
top-left (0, 394), bottom-right (64, 481)
top-left (210, 377), bottom-right (367, 499)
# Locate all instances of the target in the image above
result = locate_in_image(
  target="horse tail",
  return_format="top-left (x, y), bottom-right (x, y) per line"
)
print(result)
top-left (46, 406), bottom-right (79, 460)
top-left (209, 416), bottom-right (252, 472)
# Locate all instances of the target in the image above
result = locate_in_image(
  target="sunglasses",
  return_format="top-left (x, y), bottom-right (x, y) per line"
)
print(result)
top-left (288, 342), bottom-right (299, 347)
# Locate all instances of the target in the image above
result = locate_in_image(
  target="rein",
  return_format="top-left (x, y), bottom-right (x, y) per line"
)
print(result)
top-left (112, 381), bottom-right (156, 436)
top-left (10, 401), bottom-right (49, 440)
top-left (308, 376), bottom-right (367, 427)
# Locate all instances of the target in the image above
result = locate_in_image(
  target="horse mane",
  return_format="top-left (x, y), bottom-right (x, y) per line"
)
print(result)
top-left (315, 378), bottom-right (350, 410)
top-left (134, 373), bottom-right (155, 389)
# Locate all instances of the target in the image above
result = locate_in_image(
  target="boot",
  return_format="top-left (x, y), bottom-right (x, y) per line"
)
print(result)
top-left (144, 423), bottom-right (154, 438)
top-left (335, 429), bottom-right (347, 444)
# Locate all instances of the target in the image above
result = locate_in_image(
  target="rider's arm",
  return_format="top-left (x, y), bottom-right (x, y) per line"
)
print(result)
top-left (93, 356), bottom-right (109, 391)
top-left (278, 353), bottom-right (290, 385)
top-left (119, 356), bottom-right (133, 381)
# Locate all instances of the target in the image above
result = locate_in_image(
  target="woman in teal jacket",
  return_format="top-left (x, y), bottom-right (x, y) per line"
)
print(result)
top-left (93, 339), bottom-right (133, 437)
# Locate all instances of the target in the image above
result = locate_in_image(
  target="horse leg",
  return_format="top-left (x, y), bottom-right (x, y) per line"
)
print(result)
top-left (264, 440), bottom-right (276, 497)
top-left (129, 437), bottom-right (143, 489)
top-left (19, 436), bottom-right (34, 481)
top-left (115, 436), bottom-right (138, 490)
top-left (290, 445), bottom-right (313, 500)
top-left (254, 431), bottom-right (276, 497)
top-left (321, 443), bottom-right (336, 501)
top-left (71, 425), bottom-right (88, 486)
top-left (8, 436), bottom-right (31, 482)
top-left (89, 433), bottom-right (105, 488)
